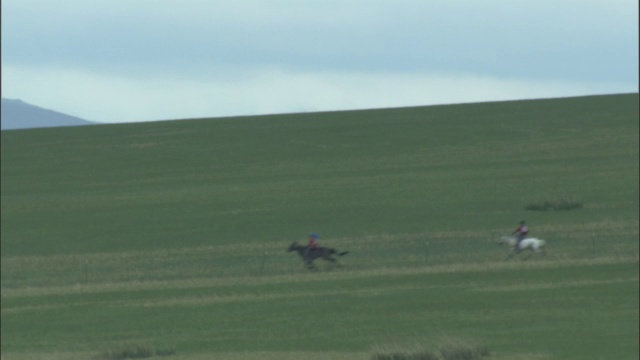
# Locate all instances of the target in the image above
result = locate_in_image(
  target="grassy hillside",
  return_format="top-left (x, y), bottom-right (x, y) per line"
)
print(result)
top-left (1, 94), bottom-right (638, 359)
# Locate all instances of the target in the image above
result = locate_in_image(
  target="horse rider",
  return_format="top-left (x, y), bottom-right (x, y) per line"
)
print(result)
top-left (306, 232), bottom-right (320, 257)
top-left (512, 220), bottom-right (528, 250)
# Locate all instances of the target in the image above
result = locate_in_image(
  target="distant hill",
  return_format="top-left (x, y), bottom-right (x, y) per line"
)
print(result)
top-left (1, 98), bottom-right (97, 130)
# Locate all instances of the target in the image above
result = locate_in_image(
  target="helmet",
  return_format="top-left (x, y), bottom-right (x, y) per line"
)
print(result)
top-left (309, 232), bottom-right (320, 239)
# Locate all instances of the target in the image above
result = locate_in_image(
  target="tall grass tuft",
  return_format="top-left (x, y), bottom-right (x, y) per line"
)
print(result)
top-left (371, 349), bottom-right (440, 360)
top-left (439, 339), bottom-right (489, 360)
top-left (94, 343), bottom-right (176, 360)
top-left (371, 338), bottom-right (489, 360)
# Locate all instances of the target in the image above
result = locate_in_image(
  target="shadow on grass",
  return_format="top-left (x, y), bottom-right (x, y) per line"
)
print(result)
top-left (525, 198), bottom-right (583, 211)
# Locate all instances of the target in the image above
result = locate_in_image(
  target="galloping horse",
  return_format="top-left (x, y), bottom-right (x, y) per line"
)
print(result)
top-left (499, 235), bottom-right (547, 260)
top-left (287, 241), bottom-right (348, 270)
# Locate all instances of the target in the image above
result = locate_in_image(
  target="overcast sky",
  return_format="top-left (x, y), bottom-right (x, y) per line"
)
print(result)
top-left (2, 0), bottom-right (638, 123)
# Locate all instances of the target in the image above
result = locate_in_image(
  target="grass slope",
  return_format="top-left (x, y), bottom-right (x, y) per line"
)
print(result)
top-left (2, 94), bottom-right (638, 359)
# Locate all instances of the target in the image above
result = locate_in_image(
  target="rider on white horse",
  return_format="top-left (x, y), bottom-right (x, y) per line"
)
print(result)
top-left (512, 220), bottom-right (528, 250)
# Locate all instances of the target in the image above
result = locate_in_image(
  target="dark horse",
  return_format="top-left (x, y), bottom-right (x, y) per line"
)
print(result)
top-left (287, 241), bottom-right (348, 270)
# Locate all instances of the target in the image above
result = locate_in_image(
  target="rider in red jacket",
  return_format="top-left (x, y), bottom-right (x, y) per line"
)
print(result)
top-left (304, 233), bottom-right (320, 258)
top-left (308, 232), bottom-right (319, 249)
top-left (512, 221), bottom-right (528, 249)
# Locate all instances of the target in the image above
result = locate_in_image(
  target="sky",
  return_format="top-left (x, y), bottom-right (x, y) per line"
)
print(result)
top-left (2, 0), bottom-right (638, 124)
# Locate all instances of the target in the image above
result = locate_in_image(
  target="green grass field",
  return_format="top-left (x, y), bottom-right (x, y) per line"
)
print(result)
top-left (2, 94), bottom-right (638, 359)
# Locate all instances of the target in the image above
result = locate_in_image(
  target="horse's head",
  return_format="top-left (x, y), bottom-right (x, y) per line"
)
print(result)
top-left (287, 241), bottom-right (299, 252)
top-left (498, 236), bottom-right (514, 245)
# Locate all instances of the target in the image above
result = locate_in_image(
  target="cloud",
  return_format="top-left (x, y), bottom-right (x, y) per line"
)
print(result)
top-left (2, 0), bottom-right (637, 122)
top-left (3, 64), bottom-right (634, 123)
top-left (3, 0), bottom-right (637, 80)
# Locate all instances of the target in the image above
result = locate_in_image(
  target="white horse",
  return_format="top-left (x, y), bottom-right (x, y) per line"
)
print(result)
top-left (499, 235), bottom-right (547, 260)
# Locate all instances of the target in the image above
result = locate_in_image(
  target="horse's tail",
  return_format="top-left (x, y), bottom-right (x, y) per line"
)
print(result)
top-left (327, 248), bottom-right (348, 256)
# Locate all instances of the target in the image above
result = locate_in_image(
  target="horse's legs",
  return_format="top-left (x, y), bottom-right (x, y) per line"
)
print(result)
top-left (318, 256), bottom-right (340, 269)
top-left (505, 249), bottom-right (516, 260)
top-left (304, 259), bottom-right (317, 270)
